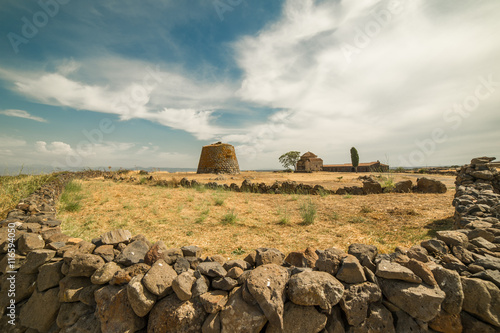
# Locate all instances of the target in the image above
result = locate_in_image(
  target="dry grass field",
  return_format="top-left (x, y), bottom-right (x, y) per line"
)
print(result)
top-left (57, 172), bottom-right (456, 259)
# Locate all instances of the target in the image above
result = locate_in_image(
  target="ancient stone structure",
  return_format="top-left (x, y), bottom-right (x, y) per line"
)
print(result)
top-left (323, 160), bottom-right (390, 172)
top-left (1, 158), bottom-right (500, 332)
top-left (296, 152), bottom-right (323, 172)
top-left (197, 142), bottom-right (240, 174)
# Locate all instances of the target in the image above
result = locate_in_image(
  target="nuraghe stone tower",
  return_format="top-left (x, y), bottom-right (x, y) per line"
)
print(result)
top-left (197, 142), bottom-right (240, 174)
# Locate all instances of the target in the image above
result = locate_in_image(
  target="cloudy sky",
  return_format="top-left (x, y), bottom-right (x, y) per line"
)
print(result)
top-left (1, 0), bottom-right (499, 171)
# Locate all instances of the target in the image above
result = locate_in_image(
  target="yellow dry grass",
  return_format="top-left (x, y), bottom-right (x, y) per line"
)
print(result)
top-left (0, 173), bottom-right (53, 219)
top-left (57, 177), bottom-right (455, 259)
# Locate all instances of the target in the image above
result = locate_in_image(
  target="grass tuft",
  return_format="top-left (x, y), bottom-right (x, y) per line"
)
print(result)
top-left (360, 205), bottom-right (373, 214)
top-left (221, 209), bottom-right (238, 225)
top-left (299, 199), bottom-right (317, 225)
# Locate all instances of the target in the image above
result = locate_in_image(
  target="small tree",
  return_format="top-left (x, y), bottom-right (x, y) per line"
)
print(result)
top-left (279, 151), bottom-right (301, 171)
top-left (350, 147), bottom-right (359, 173)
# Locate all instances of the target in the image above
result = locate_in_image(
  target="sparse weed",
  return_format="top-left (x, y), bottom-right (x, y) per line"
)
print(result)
top-left (232, 247), bottom-right (245, 255)
top-left (299, 199), bottom-right (317, 225)
top-left (343, 194), bottom-right (352, 199)
top-left (360, 205), bottom-right (373, 214)
top-left (195, 208), bottom-right (210, 224)
top-left (213, 194), bottom-right (225, 206)
top-left (277, 207), bottom-right (290, 225)
top-left (221, 209), bottom-right (238, 225)
top-left (330, 211), bottom-right (339, 221)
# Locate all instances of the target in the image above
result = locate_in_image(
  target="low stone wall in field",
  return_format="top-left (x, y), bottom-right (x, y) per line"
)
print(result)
top-left (107, 173), bottom-right (449, 195)
top-left (0, 159), bottom-right (500, 332)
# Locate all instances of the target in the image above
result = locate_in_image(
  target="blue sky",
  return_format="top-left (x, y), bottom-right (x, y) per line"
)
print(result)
top-left (1, 0), bottom-right (499, 171)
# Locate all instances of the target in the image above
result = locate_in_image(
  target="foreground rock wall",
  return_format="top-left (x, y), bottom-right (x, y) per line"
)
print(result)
top-left (0, 159), bottom-right (500, 332)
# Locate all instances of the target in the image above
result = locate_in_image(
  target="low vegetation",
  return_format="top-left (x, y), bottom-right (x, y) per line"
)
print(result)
top-left (0, 172), bottom-right (53, 219)
top-left (58, 180), bottom-right (85, 212)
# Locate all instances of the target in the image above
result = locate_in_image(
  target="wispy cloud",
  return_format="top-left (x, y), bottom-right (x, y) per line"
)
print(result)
top-left (0, 109), bottom-right (47, 122)
top-left (0, 57), bottom-right (234, 140)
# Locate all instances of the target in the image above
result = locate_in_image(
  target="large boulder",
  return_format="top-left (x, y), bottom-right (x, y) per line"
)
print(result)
top-left (142, 259), bottom-right (177, 297)
top-left (100, 229), bottom-right (132, 245)
top-left (200, 290), bottom-right (229, 314)
top-left (172, 271), bottom-right (196, 301)
top-left (379, 278), bottom-right (445, 322)
top-left (430, 265), bottom-right (464, 315)
top-left (284, 247), bottom-right (318, 268)
top-left (315, 247), bottom-right (345, 275)
top-left (127, 274), bottom-right (157, 317)
top-left (94, 285), bottom-right (146, 333)
top-left (219, 287), bottom-right (267, 333)
top-left (363, 180), bottom-right (383, 194)
top-left (461, 277), bottom-right (500, 327)
top-left (56, 301), bottom-right (94, 329)
top-left (91, 261), bottom-right (121, 285)
top-left (265, 302), bottom-right (327, 333)
top-left (349, 303), bottom-right (395, 333)
top-left (147, 293), bottom-right (207, 333)
top-left (376, 259), bottom-right (422, 283)
top-left (336, 255), bottom-right (366, 284)
top-left (37, 260), bottom-right (64, 291)
top-left (246, 264), bottom-right (289, 329)
top-left (115, 240), bottom-right (150, 266)
top-left (19, 287), bottom-right (60, 332)
top-left (394, 180), bottom-right (413, 193)
top-left (415, 177), bottom-right (447, 193)
top-left (339, 282), bottom-right (381, 326)
top-left (287, 271), bottom-right (344, 310)
top-left (67, 254), bottom-right (105, 277)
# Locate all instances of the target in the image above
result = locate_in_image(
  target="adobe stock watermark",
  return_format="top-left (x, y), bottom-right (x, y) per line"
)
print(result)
top-left (7, 0), bottom-right (71, 54)
top-left (398, 75), bottom-right (497, 167)
top-left (213, 0), bottom-right (244, 21)
top-left (5, 222), bottom-right (18, 326)
top-left (340, 0), bottom-right (403, 65)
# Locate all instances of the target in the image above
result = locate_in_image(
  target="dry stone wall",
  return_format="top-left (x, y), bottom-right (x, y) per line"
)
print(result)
top-left (176, 176), bottom-right (447, 195)
top-left (1, 159), bottom-right (500, 332)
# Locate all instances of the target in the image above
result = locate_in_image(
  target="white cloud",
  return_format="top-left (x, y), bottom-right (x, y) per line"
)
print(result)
top-left (149, 109), bottom-right (221, 140)
top-left (0, 109), bottom-right (47, 122)
top-left (0, 57), bottom-right (233, 141)
top-left (231, 0), bottom-right (500, 167)
top-left (35, 141), bottom-right (74, 155)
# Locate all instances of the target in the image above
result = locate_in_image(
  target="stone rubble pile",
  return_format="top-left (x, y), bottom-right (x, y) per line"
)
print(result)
top-left (0, 159), bottom-right (499, 332)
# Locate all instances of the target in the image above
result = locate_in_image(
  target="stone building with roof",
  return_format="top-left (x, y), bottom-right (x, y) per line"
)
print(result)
top-left (296, 152), bottom-right (323, 172)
